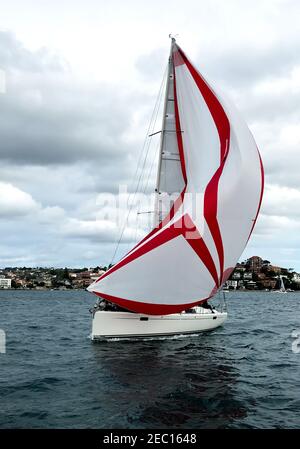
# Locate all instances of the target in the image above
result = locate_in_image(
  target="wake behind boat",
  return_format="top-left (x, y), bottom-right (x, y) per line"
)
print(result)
top-left (87, 37), bottom-right (264, 340)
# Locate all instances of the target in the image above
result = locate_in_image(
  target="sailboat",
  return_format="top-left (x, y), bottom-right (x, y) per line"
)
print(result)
top-left (279, 275), bottom-right (287, 293)
top-left (87, 37), bottom-right (264, 340)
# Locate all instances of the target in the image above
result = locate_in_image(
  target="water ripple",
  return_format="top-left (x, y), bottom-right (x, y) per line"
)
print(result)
top-left (0, 290), bottom-right (300, 428)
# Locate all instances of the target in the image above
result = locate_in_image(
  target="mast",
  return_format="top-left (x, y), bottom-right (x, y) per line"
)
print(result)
top-left (153, 37), bottom-right (177, 227)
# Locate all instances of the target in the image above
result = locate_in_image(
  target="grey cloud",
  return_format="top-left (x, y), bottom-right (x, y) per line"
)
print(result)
top-left (265, 172), bottom-right (300, 190)
top-left (0, 31), bottom-right (67, 73)
top-left (0, 160), bottom-right (138, 219)
top-left (0, 181), bottom-right (40, 218)
top-left (201, 39), bottom-right (300, 88)
top-left (237, 90), bottom-right (300, 124)
top-left (0, 32), bottom-right (137, 167)
top-left (1, 20), bottom-right (300, 270)
top-left (135, 47), bottom-right (167, 81)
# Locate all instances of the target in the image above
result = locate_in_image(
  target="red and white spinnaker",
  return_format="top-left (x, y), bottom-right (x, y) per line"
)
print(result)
top-left (88, 41), bottom-right (264, 314)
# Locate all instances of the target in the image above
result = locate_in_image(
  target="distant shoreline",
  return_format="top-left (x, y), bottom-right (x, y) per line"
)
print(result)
top-left (1, 288), bottom-right (297, 293)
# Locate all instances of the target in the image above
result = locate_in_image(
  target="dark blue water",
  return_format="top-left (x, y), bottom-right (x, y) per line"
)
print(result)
top-left (0, 290), bottom-right (299, 428)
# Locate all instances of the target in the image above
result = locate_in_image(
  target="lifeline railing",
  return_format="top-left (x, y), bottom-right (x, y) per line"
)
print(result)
top-left (214, 290), bottom-right (228, 313)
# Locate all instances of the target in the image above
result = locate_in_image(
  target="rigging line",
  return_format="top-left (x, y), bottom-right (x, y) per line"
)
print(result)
top-left (130, 102), bottom-right (162, 222)
top-left (139, 138), bottom-right (160, 207)
top-left (124, 140), bottom-right (161, 256)
top-left (113, 117), bottom-right (162, 262)
top-left (138, 82), bottom-right (167, 200)
top-left (141, 140), bottom-right (161, 233)
top-left (138, 135), bottom-right (160, 200)
top-left (132, 68), bottom-right (168, 201)
top-left (109, 65), bottom-right (168, 265)
top-left (132, 139), bottom-right (160, 250)
top-left (121, 63), bottom-right (167, 218)
top-left (131, 212), bottom-right (140, 254)
top-left (125, 64), bottom-right (168, 208)
top-left (143, 139), bottom-right (161, 196)
top-left (111, 95), bottom-right (163, 263)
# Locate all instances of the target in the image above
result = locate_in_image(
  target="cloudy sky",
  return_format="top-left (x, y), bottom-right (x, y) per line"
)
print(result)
top-left (0, 0), bottom-right (300, 270)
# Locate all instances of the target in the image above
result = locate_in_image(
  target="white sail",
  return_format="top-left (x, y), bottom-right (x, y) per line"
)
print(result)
top-left (279, 275), bottom-right (286, 292)
top-left (88, 40), bottom-right (264, 315)
top-left (154, 42), bottom-right (185, 226)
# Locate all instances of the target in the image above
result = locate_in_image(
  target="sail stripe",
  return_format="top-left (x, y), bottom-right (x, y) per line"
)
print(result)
top-left (130, 188), bottom-right (186, 252)
top-left (182, 214), bottom-right (219, 287)
top-left (173, 67), bottom-right (187, 184)
top-left (92, 291), bottom-right (212, 315)
top-left (203, 167), bottom-right (226, 284)
top-left (95, 189), bottom-right (188, 286)
top-left (176, 46), bottom-right (230, 283)
top-left (177, 47), bottom-right (230, 161)
top-left (95, 220), bottom-right (182, 284)
top-left (95, 213), bottom-right (219, 290)
top-left (173, 49), bottom-right (185, 67)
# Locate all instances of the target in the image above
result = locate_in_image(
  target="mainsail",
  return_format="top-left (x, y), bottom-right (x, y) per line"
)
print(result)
top-left (154, 43), bottom-right (185, 227)
top-left (279, 275), bottom-right (286, 292)
top-left (88, 39), bottom-right (264, 315)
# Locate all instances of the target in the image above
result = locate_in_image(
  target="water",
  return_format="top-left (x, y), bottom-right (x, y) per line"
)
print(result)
top-left (0, 290), bottom-right (299, 428)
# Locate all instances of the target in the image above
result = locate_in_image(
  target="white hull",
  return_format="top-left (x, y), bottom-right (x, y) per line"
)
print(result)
top-left (91, 308), bottom-right (227, 340)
